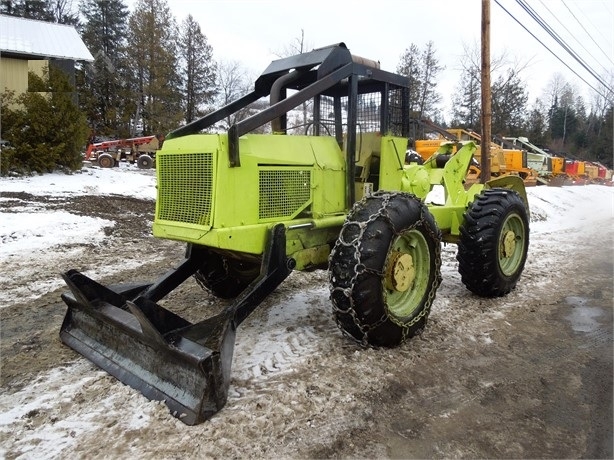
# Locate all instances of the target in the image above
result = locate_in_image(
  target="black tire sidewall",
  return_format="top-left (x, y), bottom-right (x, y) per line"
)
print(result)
top-left (98, 154), bottom-right (114, 168)
top-left (330, 192), bottom-right (442, 347)
top-left (457, 188), bottom-right (529, 297)
top-left (137, 155), bottom-right (153, 169)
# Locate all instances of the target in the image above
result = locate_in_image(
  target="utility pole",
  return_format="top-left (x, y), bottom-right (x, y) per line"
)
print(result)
top-left (481, 0), bottom-right (492, 183)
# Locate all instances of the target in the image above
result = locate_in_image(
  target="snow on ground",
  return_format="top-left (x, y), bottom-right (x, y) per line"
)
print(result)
top-left (0, 165), bottom-right (612, 459)
top-left (0, 163), bottom-right (155, 257)
top-left (0, 210), bottom-right (112, 256)
top-left (0, 164), bottom-right (157, 200)
top-left (527, 184), bottom-right (613, 232)
top-left (0, 165), bottom-right (159, 305)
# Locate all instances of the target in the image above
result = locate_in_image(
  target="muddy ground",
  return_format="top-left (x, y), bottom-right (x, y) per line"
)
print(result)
top-left (0, 175), bottom-right (612, 459)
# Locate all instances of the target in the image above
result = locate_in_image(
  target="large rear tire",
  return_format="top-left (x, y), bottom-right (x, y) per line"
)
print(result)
top-left (329, 191), bottom-right (442, 347)
top-left (457, 188), bottom-right (529, 297)
top-left (194, 250), bottom-right (260, 299)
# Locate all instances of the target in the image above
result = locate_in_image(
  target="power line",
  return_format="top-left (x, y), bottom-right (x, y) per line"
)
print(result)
top-left (538, 0), bottom-right (614, 71)
top-left (599, 0), bottom-right (613, 20)
top-left (516, 0), bottom-right (609, 89)
top-left (576, 0), bottom-right (614, 60)
top-left (494, 0), bottom-right (611, 101)
top-left (561, 0), bottom-right (614, 67)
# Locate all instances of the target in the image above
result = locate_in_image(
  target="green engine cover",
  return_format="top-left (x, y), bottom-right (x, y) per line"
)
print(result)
top-left (153, 133), bottom-right (346, 256)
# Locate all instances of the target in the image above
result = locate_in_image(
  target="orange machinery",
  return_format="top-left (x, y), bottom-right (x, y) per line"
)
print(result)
top-left (84, 135), bottom-right (161, 168)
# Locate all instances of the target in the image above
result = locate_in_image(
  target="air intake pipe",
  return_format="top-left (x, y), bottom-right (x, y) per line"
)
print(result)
top-left (270, 70), bottom-right (306, 134)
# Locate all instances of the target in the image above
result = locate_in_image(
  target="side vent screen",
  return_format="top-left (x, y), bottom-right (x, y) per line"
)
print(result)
top-left (259, 169), bottom-right (311, 220)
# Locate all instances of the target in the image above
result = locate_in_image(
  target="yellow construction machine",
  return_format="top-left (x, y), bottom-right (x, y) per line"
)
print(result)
top-left (409, 119), bottom-right (537, 186)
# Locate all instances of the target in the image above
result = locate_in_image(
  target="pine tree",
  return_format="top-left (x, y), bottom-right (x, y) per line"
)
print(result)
top-left (524, 99), bottom-right (548, 146)
top-left (450, 64), bottom-right (481, 130)
top-left (21, 0), bottom-right (53, 20)
top-left (179, 14), bottom-right (216, 124)
top-left (548, 84), bottom-right (578, 150)
top-left (397, 42), bottom-right (442, 120)
top-left (491, 69), bottom-right (528, 136)
top-left (418, 41), bottom-right (443, 118)
top-left (590, 106), bottom-right (613, 167)
top-left (0, 0), bottom-right (21, 15)
top-left (397, 44), bottom-right (422, 117)
top-left (125, 0), bottom-right (183, 135)
top-left (0, 0), bottom-right (77, 23)
top-left (0, 0), bottom-right (52, 20)
top-left (78, 0), bottom-right (129, 136)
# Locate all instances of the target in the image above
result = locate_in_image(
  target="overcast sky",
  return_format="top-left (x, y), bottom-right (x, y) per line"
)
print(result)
top-left (130, 0), bottom-right (613, 117)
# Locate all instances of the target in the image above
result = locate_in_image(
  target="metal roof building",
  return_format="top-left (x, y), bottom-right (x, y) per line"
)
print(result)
top-left (0, 15), bottom-right (94, 61)
top-left (0, 14), bottom-right (93, 94)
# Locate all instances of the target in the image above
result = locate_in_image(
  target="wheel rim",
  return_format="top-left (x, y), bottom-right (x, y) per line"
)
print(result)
top-left (384, 229), bottom-right (431, 319)
top-left (498, 212), bottom-right (526, 276)
top-left (99, 156), bottom-right (113, 168)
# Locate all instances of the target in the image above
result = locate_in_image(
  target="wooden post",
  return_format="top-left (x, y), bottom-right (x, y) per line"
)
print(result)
top-left (481, 0), bottom-right (491, 183)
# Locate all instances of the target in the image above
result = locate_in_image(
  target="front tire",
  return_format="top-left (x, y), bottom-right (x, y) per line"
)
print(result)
top-left (457, 188), bottom-right (529, 297)
top-left (329, 191), bottom-right (442, 347)
top-left (97, 153), bottom-right (115, 168)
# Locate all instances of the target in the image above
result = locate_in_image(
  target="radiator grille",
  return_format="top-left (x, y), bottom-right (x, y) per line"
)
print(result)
top-left (259, 169), bottom-right (311, 220)
top-left (157, 152), bottom-right (213, 226)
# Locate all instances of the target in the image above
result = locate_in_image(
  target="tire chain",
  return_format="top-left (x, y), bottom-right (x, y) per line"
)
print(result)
top-left (329, 191), bottom-right (442, 347)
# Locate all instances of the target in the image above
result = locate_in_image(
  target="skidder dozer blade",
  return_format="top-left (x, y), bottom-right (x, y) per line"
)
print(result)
top-left (60, 225), bottom-right (292, 425)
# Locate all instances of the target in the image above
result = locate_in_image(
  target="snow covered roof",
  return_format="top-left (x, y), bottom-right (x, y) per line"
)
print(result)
top-left (0, 14), bottom-right (93, 61)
